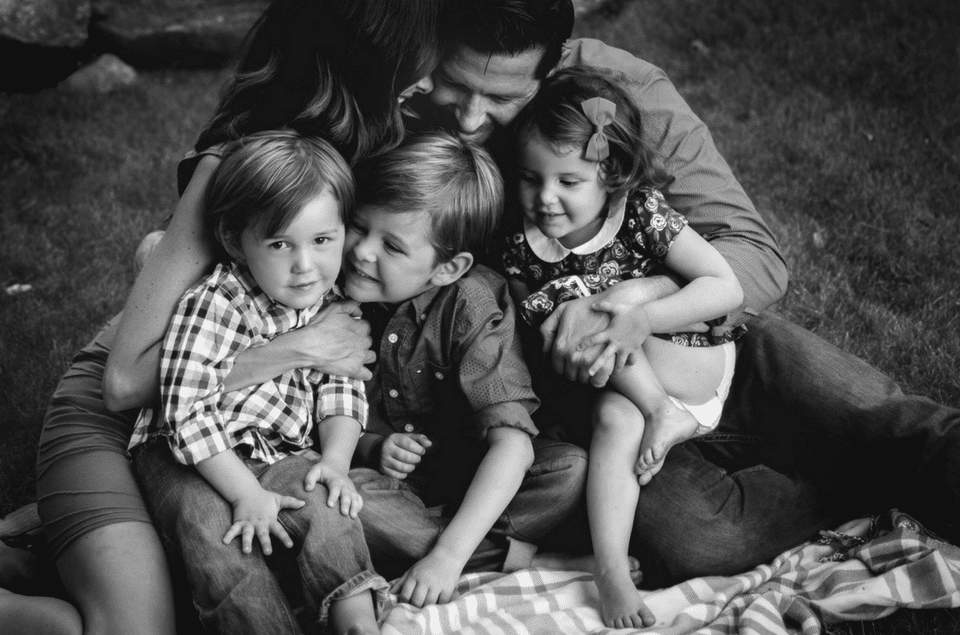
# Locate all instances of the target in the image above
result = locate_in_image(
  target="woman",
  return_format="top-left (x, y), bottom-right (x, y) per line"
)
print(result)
top-left (32, 1), bottom-right (442, 633)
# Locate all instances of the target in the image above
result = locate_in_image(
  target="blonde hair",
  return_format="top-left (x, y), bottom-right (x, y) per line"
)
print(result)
top-left (353, 132), bottom-right (504, 262)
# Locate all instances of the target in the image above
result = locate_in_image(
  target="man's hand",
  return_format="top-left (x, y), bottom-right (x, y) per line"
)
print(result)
top-left (540, 296), bottom-right (616, 387)
top-left (578, 301), bottom-right (653, 377)
top-left (391, 546), bottom-right (463, 607)
top-left (304, 460), bottom-right (363, 518)
top-left (223, 487), bottom-right (305, 555)
top-left (380, 433), bottom-right (432, 480)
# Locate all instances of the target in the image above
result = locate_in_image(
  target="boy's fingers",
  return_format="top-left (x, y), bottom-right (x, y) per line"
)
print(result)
top-left (327, 483), bottom-right (341, 508)
top-left (223, 523), bottom-right (241, 545)
top-left (241, 525), bottom-right (256, 554)
top-left (271, 522), bottom-right (294, 549)
top-left (256, 526), bottom-right (273, 555)
top-left (279, 495), bottom-right (305, 510)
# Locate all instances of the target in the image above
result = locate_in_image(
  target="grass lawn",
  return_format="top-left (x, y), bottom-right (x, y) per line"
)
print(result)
top-left (1, 0), bottom-right (958, 632)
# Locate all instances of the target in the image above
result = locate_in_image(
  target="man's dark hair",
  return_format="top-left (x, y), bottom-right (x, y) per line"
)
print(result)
top-left (440, 0), bottom-right (575, 78)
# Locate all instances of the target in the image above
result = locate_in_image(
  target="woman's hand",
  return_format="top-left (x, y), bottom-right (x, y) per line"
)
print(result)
top-left (293, 300), bottom-right (376, 380)
top-left (223, 300), bottom-right (375, 394)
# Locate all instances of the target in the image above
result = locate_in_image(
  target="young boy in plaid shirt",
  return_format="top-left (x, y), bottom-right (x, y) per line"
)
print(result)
top-left (344, 132), bottom-right (588, 608)
top-left (128, 131), bottom-right (387, 635)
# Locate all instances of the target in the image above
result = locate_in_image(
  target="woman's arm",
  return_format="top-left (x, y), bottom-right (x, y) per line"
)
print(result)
top-left (222, 301), bottom-right (375, 394)
top-left (104, 155), bottom-right (221, 411)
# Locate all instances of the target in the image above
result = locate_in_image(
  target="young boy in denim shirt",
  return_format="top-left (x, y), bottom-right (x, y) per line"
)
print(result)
top-left (344, 132), bottom-right (588, 607)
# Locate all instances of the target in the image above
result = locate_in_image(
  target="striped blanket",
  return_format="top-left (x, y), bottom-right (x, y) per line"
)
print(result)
top-left (381, 511), bottom-right (960, 635)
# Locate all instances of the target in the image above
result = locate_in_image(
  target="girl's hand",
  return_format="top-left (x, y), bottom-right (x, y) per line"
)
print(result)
top-left (297, 301), bottom-right (376, 380)
top-left (579, 301), bottom-right (653, 377)
top-left (223, 488), bottom-right (305, 555)
top-left (540, 296), bottom-right (614, 387)
top-left (391, 546), bottom-right (462, 607)
top-left (380, 433), bottom-right (432, 480)
top-left (304, 461), bottom-right (363, 518)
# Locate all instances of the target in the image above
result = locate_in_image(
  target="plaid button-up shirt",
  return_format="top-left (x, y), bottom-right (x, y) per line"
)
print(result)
top-left (130, 262), bottom-right (367, 465)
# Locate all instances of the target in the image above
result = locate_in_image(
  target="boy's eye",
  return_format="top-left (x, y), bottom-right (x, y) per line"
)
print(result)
top-left (560, 179), bottom-right (580, 187)
top-left (384, 241), bottom-right (404, 255)
top-left (314, 236), bottom-right (330, 245)
top-left (519, 173), bottom-right (538, 183)
top-left (268, 240), bottom-right (287, 250)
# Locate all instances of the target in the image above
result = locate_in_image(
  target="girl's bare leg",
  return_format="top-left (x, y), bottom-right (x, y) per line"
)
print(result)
top-left (588, 392), bottom-right (655, 629)
top-left (531, 552), bottom-right (643, 586)
top-left (328, 590), bottom-right (380, 635)
top-left (609, 355), bottom-right (698, 483)
top-left (56, 521), bottom-right (175, 635)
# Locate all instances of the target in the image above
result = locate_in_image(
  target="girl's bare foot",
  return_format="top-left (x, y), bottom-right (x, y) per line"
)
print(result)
top-left (532, 552), bottom-right (643, 587)
top-left (636, 400), bottom-right (699, 477)
top-left (0, 588), bottom-right (82, 635)
top-left (594, 567), bottom-right (655, 628)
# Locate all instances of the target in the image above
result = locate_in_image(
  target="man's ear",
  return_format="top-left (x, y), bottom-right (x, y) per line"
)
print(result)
top-left (430, 251), bottom-right (474, 287)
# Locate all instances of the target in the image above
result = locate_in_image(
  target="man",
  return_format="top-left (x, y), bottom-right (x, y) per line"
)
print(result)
top-left (408, 0), bottom-right (960, 587)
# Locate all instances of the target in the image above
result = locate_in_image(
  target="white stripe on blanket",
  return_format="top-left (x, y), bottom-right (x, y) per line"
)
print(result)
top-left (381, 514), bottom-right (960, 635)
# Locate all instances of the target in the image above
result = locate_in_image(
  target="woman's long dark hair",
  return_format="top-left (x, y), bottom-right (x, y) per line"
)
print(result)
top-left (195, 0), bottom-right (442, 165)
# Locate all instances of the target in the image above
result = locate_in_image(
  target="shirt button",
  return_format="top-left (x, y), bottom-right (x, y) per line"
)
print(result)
top-left (388, 389), bottom-right (399, 398)
top-left (420, 313), bottom-right (427, 321)
top-left (434, 371), bottom-right (444, 380)
top-left (387, 333), bottom-right (398, 343)
top-left (404, 424), bottom-right (415, 432)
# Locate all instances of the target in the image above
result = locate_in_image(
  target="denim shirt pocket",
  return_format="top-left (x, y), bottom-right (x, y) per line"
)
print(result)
top-left (400, 360), bottom-right (453, 416)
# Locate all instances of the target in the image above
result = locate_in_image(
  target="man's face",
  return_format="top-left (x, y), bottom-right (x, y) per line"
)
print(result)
top-left (426, 45), bottom-right (543, 144)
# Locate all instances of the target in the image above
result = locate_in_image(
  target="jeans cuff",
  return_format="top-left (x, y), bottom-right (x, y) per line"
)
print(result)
top-left (502, 536), bottom-right (538, 573)
top-left (316, 570), bottom-right (391, 627)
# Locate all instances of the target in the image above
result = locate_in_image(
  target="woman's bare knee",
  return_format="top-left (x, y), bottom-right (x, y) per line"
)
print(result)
top-left (56, 522), bottom-right (175, 635)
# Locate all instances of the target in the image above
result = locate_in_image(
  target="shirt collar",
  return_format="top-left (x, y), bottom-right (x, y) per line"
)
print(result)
top-left (522, 193), bottom-right (626, 263)
top-left (228, 261), bottom-right (335, 323)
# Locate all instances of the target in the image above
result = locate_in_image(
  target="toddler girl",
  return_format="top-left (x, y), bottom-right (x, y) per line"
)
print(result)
top-left (501, 67), bottom-right (744, 628)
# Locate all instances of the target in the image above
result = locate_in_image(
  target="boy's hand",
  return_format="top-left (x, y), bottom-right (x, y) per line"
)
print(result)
top-left (223, 488), bottom-right (305, 555)
top-left (391, 546), bottom-right (462, 607)
top-left (304, 461), bottom-right (363, 518)
top-left (380, 433), bottom-right (432, 480)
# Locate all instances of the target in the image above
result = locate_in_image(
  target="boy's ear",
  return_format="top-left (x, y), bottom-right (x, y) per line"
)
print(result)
top-left (222, 234), bottom-right (246, 264)
top-left (430, 252), bottom-right (474, 287)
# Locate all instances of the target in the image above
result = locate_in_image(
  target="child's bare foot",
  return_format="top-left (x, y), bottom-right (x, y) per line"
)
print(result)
top-left (532, 552), bottom-right (643, 586)
top-left (0, 588), bottom-right (82, 635)
top-left (636, 400), bottom-right (699, 479)
top-left (594, 567), bottom-right (655, 628)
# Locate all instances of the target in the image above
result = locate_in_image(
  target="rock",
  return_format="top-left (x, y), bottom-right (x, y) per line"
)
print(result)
top-left (59, 53), bottom-right (136, 92)
top-left (90, 0), bottom-right (269, 69)
top-left (573, 0), bottom-right (617, 17)
top-left (0, 0), bottom-right (90, 47)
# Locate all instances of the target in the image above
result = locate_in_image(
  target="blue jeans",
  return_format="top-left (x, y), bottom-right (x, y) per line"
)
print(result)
top-left (133, 441), bottom-right (388, 635)
top-left (541, 311), bottom-right (960, 587)
top-left (352, 437), bottom-right (588, 578)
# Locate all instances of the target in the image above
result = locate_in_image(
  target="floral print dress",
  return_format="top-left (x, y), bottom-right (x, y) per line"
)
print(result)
top-left (502, 186), bottom-right (744, 347)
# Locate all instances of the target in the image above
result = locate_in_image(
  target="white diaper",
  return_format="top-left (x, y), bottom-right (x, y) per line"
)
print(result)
top-left (668, 341), bottom-right (736, 435)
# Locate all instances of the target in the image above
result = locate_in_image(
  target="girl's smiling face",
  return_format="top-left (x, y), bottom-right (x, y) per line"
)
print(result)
top-left (517, 131), bottom-right (611, 249)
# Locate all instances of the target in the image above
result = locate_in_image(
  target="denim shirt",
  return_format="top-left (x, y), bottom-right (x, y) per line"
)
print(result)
top-left (361, 265), bottom-right (539, 502)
